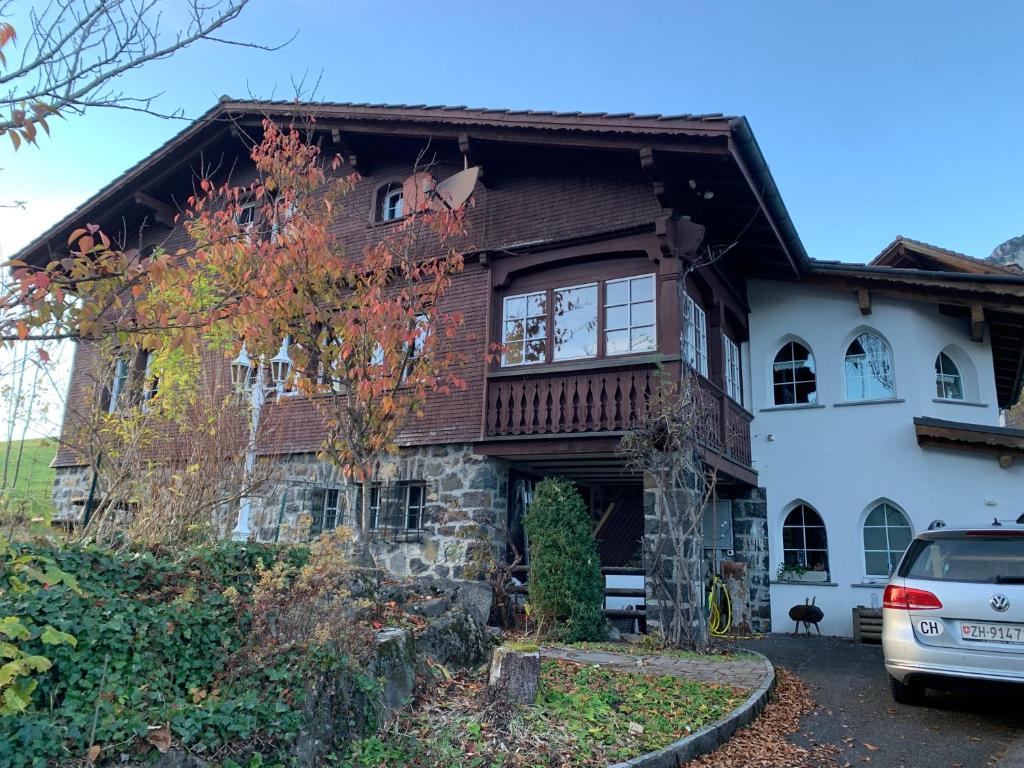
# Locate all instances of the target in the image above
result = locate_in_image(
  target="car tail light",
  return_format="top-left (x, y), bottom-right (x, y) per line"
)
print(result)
top-left (883, 585), bottom-right (943, 610)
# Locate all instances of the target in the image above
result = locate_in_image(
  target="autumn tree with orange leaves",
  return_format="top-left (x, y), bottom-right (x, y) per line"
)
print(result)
top-left (2, 119), bottom-right (471, 552)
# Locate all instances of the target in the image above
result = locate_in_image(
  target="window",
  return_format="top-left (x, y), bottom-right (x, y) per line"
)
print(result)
top-left (782, 504), bottom-right (829, 575)
top-left (499, 273), bottom-right (656, 367)
top-left (141, 351), bottom-right (159, 403)
top-left (682, 293), bottom-right (708, 375)
top-left (108, 358), bottom-right (130, 413)
top-left (382, 187), bottom-right (404, 221)
top-left (235, 198), bottom-right (259, 240)
top-left (552, 283), bottom-right (598, 361)
top-left (502, 292), bottom-right (547, 366)
top-left (863, 502), bottom-right (912, 578)
top-left (935, 351), bottom-right (964, 400)
top-left (310, 487), bottom-right (341, 536)
top-left (606, 275), bottom-right (656, 357)
top-left (844, 332), bottom-right (895, 400)
top-left (405, 483), bottom-right (425, 530)
top-left (270, 198), bottom-right (297, 243)
top-left (363, 482), bottom-right (424, 532)
top-left (723, 335), bottom-right (741, 402)
top-left (772, 341), bottom-right (817, 405)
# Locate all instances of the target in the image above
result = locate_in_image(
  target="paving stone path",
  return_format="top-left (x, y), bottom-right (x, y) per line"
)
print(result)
top-left (539, 645), bottom-right (768, 690)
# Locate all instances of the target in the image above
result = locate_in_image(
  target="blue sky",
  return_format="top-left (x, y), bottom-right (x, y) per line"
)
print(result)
top-left (2, 0), bottom-right (1022, 264)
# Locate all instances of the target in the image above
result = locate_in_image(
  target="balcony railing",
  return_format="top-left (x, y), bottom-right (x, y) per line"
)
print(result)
top-left (483, 360), bottom-right (754, 469)
top-left (485, 362), bottom-right (657, 437)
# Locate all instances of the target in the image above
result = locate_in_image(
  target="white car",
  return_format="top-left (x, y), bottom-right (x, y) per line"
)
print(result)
top-left (882, 519), bottom-right (1024, 705)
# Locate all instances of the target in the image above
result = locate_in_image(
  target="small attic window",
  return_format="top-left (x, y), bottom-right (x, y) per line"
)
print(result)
top-left (380, 185), bottom-right (404, 222)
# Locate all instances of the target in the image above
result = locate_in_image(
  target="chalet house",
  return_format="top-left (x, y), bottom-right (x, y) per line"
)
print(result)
top-left (26, 100), bottom-right (1024, 637)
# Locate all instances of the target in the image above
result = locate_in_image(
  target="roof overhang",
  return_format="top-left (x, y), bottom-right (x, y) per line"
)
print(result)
top-left (13, 99), bottom-right (806, 279)
top-left (914, 416), bottom-right (1024, 468)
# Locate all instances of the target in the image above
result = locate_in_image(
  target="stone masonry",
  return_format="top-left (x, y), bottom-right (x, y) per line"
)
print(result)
top-left (642, 478), bottom-right (771, 637)
top-left (249, 444), bottom-right (509, 580)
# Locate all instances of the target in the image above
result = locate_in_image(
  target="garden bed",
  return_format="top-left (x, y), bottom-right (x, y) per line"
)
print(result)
top-left (341, 658), bottom-right (749, 767)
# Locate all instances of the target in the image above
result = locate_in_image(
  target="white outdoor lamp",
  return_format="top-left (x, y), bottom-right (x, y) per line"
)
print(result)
top-left (269, 336), bottom-right (293, 391)
top-left (230, 344), bottom-right (253, 393)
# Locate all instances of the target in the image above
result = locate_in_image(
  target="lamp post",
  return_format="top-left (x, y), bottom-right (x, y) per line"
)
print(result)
top-left (229, 338), bottom-right (292, 542)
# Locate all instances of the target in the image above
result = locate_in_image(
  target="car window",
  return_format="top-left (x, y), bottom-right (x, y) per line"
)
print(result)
top-left (899, 534), bottom-right (1024, 583)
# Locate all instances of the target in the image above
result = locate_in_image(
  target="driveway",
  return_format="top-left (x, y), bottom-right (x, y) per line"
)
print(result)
top-left (740, 634), bottom-right (1024, 768)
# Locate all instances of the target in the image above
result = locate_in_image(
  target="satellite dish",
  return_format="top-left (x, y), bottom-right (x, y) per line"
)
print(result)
top-left (433, 166), bottom-right (480, 210)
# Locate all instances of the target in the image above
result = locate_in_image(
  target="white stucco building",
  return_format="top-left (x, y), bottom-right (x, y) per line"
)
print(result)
top-left (745, 239), bottom-right (1024, 635)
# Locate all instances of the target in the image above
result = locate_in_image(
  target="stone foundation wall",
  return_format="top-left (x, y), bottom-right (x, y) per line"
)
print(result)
top-left (642, 479), bottom-right (772, 638)
top-left (248, 444), bottom-right (509, 580)
top-left (52, 465), bottom-right (93, 521)
top-left (731, 486), bottom-right (771, 633)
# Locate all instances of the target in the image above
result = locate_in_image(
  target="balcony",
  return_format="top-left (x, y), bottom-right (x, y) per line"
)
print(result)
top-left (482, 357), bottom-right (753, 473)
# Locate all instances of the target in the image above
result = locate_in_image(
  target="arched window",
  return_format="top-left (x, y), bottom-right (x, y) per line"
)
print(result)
top-left (782, 504), bottom-right (829, 575)
top-left (935, 351), bottom-right (964, 400)
top-left (863, 502), bottom-right (913, 578)
top-left (772, 341), bottom-right (817, 405)
top-left (844, 332), bottom-right (895, 400)
top-left (382, 186), bottom-right (404, 221)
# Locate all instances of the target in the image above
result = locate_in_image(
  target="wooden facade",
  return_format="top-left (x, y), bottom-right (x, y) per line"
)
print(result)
top-left (28, 101), bottom-right (807, 490)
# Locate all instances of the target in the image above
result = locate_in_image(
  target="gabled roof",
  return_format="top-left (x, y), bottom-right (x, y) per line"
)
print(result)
top-left (13, 98), bottom-right (809, 273)
top-left (870, 236), bottom-right (1022, 275)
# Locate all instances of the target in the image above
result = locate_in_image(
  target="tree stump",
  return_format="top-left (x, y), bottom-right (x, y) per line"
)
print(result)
top-left (486, 645), bottom-right (540, 705)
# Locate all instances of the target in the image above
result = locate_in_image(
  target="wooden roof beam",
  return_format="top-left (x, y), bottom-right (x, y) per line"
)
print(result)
top-left (133, 192), bottom-right (175, 228)
top-left (330, 128), bottom-right (361, 174)
top-left (458, 134), bottom-right (488, 187)
top-left (857, 288), bottom-right (872, 316)
top-left (971, 304), bottom-right (985, 343)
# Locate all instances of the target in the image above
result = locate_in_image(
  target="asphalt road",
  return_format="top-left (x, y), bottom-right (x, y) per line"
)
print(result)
top-left (740, 634), bottom-right (1024, 768)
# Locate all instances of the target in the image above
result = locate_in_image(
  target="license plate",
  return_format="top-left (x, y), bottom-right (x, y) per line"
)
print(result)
top-left (960, 622), bottom-right (1024, 644)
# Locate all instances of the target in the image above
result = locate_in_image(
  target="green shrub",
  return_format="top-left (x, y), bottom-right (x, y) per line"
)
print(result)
top-left (0, 540), bottom-right (379, 768)
top-left (524, 477), bottom-right (607, 642)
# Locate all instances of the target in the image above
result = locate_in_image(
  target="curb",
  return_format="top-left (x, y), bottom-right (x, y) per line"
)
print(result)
top-left (608, 649), bottom-right (776, 768)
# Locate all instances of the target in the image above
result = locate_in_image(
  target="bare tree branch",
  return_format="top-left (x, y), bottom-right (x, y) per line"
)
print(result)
top-left (0, 0), bottom-right (294, 145)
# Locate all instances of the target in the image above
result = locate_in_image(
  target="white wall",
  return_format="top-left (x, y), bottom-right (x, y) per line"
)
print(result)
top-left (747, 279), bottom-right (1024, 636)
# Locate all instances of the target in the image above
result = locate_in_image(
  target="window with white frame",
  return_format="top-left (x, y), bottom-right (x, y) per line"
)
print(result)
top-left (235, 198), bottom-right (259, 239)
top-left (502, 292), bottom-right (547, 366)
top-left (141, 351), bottom-right (159, 403)
top-left (863, 502), bottom-right (912, 578)
top-left (310, 487), bottom-right (341, 535)
top-left (934, 351), bottom-right (964, 400)
top-left (404, 483), bottom-right (426, 530)
top-left (363, 482), bottom-right (424, 532)
top-left (382, 187), bottom-right (404, 221)
top-left (772, 341), bottom-right (817, 405)
top-left (108, 358), bottom-right (130, 413)
top-left (723, 334), bottom-right (741, 402)
top-left (605, 275), bottom-right (656, 357)
top-left (782, 504), bottom-right (829, 576)
top-left (552, 283), bottom-right (598, 361)
top-left (682, 293), bottom-right (708, 376)
top-left (844, 331), bottom-right (896, 400)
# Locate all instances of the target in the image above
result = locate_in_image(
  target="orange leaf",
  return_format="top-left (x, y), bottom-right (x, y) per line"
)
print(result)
top-left (86, 744), bottom-right (101, 764)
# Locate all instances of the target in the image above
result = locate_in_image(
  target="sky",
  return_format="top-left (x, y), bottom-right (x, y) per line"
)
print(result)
top-left (2, 0), bottom-right (1024, 437)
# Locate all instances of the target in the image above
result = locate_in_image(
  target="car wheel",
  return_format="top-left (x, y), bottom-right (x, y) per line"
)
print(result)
top-left (888, 674), bottom-right (925, 706)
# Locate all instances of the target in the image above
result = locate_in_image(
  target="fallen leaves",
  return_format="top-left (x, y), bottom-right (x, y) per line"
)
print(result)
top-left (684, 668), bottom-right (840, 768)
top-left (145, 723), bottom-right (171, 753)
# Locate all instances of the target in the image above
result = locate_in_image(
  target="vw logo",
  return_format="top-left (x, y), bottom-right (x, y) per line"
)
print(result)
top-left (990, 594), bottom-right (1010, 613)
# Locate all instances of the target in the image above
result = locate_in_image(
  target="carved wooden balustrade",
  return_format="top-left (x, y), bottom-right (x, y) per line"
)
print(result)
top-left (484, 361), bottom-right (753, 469)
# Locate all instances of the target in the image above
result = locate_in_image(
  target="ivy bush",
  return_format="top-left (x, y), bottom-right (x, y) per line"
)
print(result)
top-left (524, 478), bottom-right (607, 642)
top-left (0, 540), bottom-right (375, 768)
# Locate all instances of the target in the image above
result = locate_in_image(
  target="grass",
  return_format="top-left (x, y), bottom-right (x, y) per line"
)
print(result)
top-left (563, 640), bottom-right (760, 663)
top-left (339, 658), bottom-right (748, 767)
top-left (0, 437), bottom-right (57, 518)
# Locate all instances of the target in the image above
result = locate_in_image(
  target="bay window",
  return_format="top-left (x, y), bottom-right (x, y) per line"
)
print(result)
top-left (723, 335), bottom-right (741, 402)
top-left (500, 273), bottom-right (657, 367)
top-left (682, 294), bottom-right (708, 376)
top-left (604, 275), bottom-right (656, 356)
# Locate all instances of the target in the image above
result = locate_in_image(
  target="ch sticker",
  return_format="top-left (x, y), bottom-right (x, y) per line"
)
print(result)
top-left (916, 619), bottom-right (944, 637)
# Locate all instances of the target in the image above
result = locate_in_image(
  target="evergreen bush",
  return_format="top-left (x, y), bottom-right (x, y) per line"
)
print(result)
top-left (524, 477), bottom-right (607, 642)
